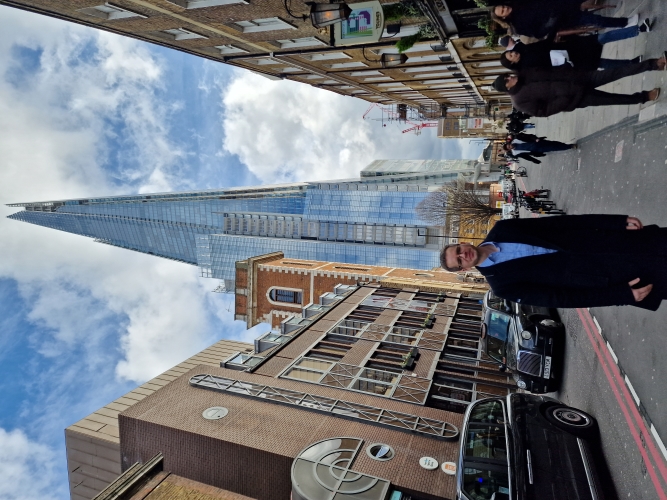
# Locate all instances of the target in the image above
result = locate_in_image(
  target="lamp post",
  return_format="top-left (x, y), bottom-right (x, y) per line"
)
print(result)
top-left (308, 2), bottom-right (352, 28)
top-left (380, 53), bottom-right (408, 68)
top-left (362, 47), bottom-right (409, 69)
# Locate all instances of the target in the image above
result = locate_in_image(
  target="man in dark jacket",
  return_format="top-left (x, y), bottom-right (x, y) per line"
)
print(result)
top-left (440, 215), bottom-right (665, 310)
top-left (493, 57), bottom-right (664, 117)
top-left (502, 151), bottom-right (545, 164)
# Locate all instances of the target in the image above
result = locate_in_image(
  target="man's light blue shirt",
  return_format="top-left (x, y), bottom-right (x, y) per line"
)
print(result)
top-left (476, 241), bottom-right (557, 268)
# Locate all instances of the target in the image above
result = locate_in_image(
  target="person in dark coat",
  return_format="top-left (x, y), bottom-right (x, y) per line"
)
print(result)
top-left (504, 151), bottom-right (544, 164)
top-left (504, 138), bottom-right (575, 154)
top-left (492, 57), bottom-right (664, 117)
top-left (507, 132), bottom-right (545, 142)
top-left (506, 117), bottom-right (535, 133)
top-left (491, 0), bottom-right (634, 41)
top-left (440, 215), bottom-right (665, 310)
top-left (499, 30), bottom-right (641, 71)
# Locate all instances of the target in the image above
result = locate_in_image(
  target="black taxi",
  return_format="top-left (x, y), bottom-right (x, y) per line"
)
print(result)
top-left (481, 291), bottom-right (564, 394)
top-left (457, 394), bottom-right (602, 500)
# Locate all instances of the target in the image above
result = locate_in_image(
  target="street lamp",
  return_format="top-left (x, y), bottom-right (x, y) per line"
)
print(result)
top-left (308, 2), bottom-right (352, 28)
top-left (380, 53), bottom-right (408, 68)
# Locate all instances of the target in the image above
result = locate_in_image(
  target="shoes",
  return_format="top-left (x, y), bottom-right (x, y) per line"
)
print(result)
top-left (626, 14), bottom-right (639, 28)
top-left (639, 18), bottom-right (653, 32)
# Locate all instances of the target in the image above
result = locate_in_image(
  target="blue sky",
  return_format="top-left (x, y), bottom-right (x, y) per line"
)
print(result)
top-left (0, 5), bottom-right (484, 499)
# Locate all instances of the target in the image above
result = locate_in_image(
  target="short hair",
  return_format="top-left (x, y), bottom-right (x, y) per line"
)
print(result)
top-left (492, 74), bottom-right (509, 93)
top-left (499, 51), bottom-right (517, 70)
top-left (440, 244), bottom-right (460, 272)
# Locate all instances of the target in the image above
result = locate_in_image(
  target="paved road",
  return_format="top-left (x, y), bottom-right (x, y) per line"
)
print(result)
top-left (514, 115), bottom-right (667, 499)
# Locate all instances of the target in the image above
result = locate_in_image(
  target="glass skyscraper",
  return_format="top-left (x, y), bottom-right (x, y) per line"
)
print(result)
top-left (8, 160), bottom-right (483, 288)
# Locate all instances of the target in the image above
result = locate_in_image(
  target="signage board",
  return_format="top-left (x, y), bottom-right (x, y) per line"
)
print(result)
top-left (419, 456), bottom-right (439, 470)
top-left (333, 1), bottom-right (384, 46)
top-left (467, 118), bottom-right (484, 129)
top-left (442, 462), bottom-right (457, 475)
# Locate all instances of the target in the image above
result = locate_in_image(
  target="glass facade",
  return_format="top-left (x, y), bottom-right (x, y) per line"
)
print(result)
top-left (8, 169), bottom-right (457, 281)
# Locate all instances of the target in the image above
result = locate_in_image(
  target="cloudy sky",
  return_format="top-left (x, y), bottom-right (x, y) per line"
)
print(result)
top-left (0, 5), bottom-right (483, 499)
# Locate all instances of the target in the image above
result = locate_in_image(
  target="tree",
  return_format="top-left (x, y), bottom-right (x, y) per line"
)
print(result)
top-left (415, 182), bottom-right (501, 226)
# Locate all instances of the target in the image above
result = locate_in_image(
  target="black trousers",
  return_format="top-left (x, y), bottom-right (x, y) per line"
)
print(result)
top-left (578, 60), bottom-right (654, 108)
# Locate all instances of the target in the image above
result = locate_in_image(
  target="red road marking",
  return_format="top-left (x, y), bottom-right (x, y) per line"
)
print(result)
top-left (578, 308), bottom-right (667, 479)
top-left (576, 308), bottom-right (667, 498)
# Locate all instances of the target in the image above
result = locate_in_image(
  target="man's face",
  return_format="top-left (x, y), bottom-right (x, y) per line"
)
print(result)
top-left (506, 51), bottom-right (520, 63)
top-left (445, 243), bottom-right (480, 271)
top-left (494, 5), bottom-right (512, 18)
top-left (505, 74), bottom-right (518, 89)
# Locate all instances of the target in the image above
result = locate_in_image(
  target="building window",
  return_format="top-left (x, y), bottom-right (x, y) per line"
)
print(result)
top-left (215, 45), bottom-right (248, 55)
top-left (166, 0), bottom-right (247, 8)
top-left (77, 3), bottom-right (147, 20)
top-left (328, 61), bottom-right (367, 69)
top-left (276, 37), bottom-right (326, 49)
top-left (269, 288), bottom-right (302, 304)
top-left (333, 265), bottom-right (371, 272)
top-left (234, 17), bottom-right (295, 33)
top-left (414, 273), bottom-right (434, 277)
top-left (281, 357), bottom-right (430, 404)
top-left (162, 28), bottom-right (207, 40)
top-left (301, 52), bottom-right (351, 61)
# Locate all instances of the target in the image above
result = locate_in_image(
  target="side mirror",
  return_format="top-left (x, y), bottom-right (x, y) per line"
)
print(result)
top-left (499, 364), bottom-right (507, 372)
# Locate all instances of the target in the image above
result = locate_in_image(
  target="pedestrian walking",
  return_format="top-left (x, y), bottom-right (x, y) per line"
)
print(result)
top-left (504, 137), bottom-right (576, 154)
top-left (506, 116), bottom-right (535, 133)
top-left (499, 27), bottom-right (646, 71)
top-left (440, 215), bottom-right (665, 310)
top-left (491, 0), bottom-right (639, 42)
top-left (502, 151), bottom-right (544, 164)
top-left (492, 56), bottom-right (665, 117)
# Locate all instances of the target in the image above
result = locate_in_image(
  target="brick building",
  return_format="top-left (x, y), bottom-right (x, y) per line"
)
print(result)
top-left (0, 0), bottom-right (510, 115)
top-left (65, 338), bottom-right (252, 500)
top-left (71, 278), bottom-right (513, 500)
top-left (233, 251), bottom-right (488, 329)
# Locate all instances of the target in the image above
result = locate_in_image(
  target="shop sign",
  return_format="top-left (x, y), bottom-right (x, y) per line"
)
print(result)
top-left (333, 1), bottom-right (384, 46)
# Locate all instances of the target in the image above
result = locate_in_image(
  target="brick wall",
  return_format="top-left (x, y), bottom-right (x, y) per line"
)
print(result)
top-left (119, 365), bottom-right (463, 500)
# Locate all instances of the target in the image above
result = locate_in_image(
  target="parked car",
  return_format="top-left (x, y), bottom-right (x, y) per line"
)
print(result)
top-left (481, 291), bottom-right (564, 394)
top-left (457, 394), bottom-right (602, 500)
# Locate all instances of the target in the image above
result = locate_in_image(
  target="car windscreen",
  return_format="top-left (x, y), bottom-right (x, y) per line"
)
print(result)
top-left (486, 292), bottom-right (512, 314)
top-left (486, 312), bottom-right (510, 362)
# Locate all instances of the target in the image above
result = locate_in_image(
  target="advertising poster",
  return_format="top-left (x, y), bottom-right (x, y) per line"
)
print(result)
top-left (333, 1), bottom-right (384, 46)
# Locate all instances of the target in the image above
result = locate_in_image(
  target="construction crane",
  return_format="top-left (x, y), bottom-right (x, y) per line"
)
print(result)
top-left (401, 122), bottom-right (438, 135)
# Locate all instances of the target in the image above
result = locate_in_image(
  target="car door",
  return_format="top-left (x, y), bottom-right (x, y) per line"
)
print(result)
top-left (512, 395), bottom-right (593, 500)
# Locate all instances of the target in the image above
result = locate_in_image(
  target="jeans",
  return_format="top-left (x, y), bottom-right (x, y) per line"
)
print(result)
top-left (577, 12), bottom-right (628, 29)
top-left (578, 60), bottom-right (654, 108)
top-left (587, 59), bottom-right (653, 88)
top-left (597, 25), bottom-right (639, 44)
top-left (598, 58), bottom-right (636, 69)
top-left (578, 90), bottom-right (646, 107)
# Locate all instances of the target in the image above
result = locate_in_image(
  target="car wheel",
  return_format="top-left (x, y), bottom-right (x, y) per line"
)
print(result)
top-left (545, 405), bottom-right (597, 438)
top-left (529, 314), bottom-right (563, 332)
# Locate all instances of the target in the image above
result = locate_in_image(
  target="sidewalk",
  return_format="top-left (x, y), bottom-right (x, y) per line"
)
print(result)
top-left (534, 0), bottom-right (667, 143)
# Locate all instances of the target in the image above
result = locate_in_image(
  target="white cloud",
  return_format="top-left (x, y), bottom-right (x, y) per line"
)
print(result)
top-left (222, 71), bottom-right (467, 183)
top-left (0, 6), bottom-right (247, 391)
top-left (0, 428), bottom-right (63, 500)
